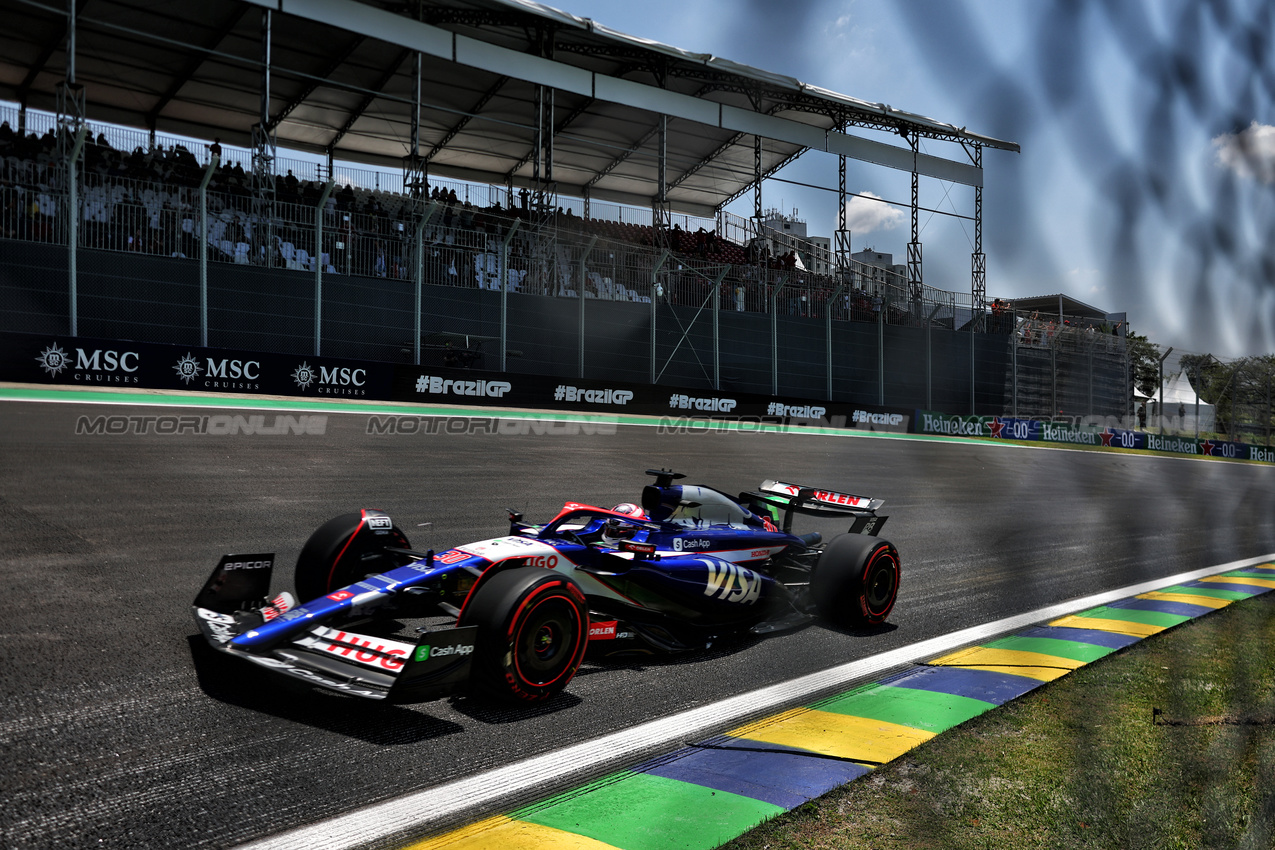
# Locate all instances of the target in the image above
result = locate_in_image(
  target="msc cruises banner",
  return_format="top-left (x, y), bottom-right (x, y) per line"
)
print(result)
top-left (3, 333), bottom-right (392, 399)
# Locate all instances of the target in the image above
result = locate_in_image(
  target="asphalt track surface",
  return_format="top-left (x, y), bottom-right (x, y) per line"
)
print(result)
top-left (2, 393), bottom-right (1273, 849)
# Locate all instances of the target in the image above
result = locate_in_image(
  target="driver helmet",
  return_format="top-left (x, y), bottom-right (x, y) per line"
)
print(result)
top-left (610, 502), bottom-right (647, 520)
top-left (600, 518), bottom-right (637, 548)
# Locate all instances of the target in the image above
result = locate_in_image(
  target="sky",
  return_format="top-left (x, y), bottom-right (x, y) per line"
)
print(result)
top-left (556, 0), bottom-right (1275, 358)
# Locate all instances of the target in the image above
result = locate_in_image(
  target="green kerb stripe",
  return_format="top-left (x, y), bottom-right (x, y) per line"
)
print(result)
top-left (514, 771), bottom-right (782, 850)
top-left (1075, 606), bottom-right (1190, 628)
top-left (1160, 584), bottom-right (1253, 601)
top-left (814, 685), bottom-right (995, 733)
top-left (984, 635), bottom-right (1117, 663)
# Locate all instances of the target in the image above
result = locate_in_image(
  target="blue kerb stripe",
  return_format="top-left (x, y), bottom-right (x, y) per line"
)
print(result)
top-left (877, 665), bottom-right (1042, 705)
top-left (1104, 598), bottom-right (1216, 618)
top-left (1014, 625), bottom-right (1142, 650)
top-left (633, 745), bottom-right (870, 810)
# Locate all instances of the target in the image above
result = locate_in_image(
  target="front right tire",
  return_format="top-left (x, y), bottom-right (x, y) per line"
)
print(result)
top-left (458, 567), bottom-right (590, 703)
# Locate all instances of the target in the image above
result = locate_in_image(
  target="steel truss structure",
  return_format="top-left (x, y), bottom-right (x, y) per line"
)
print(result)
top-left (6, 0), bottom-right (1017, 341)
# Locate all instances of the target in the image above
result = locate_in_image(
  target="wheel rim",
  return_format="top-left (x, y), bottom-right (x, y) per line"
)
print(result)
top-left (864, 550), bottom-right (898, 613)
top-left (514, 598), bottom-right (580, 685)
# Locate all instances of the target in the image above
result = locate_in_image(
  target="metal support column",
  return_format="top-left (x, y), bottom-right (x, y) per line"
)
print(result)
top-left (252, 9), bottom-right (276, 267)
top-left (531, 83), bottom-right (555, 216)
top-left (198, 157), bottom-right (218, 347)
top-left (753, 135), bottom-right (763, 223)
top-left (826, 284), bottom-right (845, 401)
top-left (577, 235), bottom-right (597, 379)
top-left (835, 124), bottom-right (851, 281)
top-left (403, 47), bottom-right (426, 198)
top-left (57, 0), bottom-right (86, 337)
top-left (411, 205), bottom-right (435, 367)
top-left (712, 266), bottom-right (728, 391)
top-left (653, 115), bottom-right (671, 247)
top-left (878, 301), bottom-right (885, 406)
top-left (313, 180), bottom-right (335, 356)
top-left (649, 250), bottom-right (669, 384)
top-left (498, 217), bottom-right (520, 371)
top-left (907, 132), bottom-right (923, 305)
top-left (970, 143), bottom-right (986, 325)
top-left (770, 275), bottom-right (789, 396)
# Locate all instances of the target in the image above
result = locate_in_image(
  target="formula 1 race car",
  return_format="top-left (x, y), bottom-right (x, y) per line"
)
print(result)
top-left (191, 470), bottom-right (900, 704)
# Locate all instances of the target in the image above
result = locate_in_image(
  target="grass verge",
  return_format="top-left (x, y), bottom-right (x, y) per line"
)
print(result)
top-left (723, 593), bottom-right (1275, 849)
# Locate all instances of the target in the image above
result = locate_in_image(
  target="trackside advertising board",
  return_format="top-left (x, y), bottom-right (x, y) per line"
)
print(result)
top-left (914, 411), bottom-right (1273, 463)
top-left (0, 331), bottom-right (909, 430)
top-left (4, 333), bottom-right (391, 399)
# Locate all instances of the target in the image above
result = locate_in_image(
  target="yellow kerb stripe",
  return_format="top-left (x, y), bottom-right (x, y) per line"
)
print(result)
top-left (728, 707), bottom-right (933, 764)
top-left (928, 647), bottom-right (1082, 681)
top-left (1048, 615), bottom-right (1165, 637)
top-left (403, 816), bottom-right (622, 850)
top-left (1200, 576), bottom-right (1275, 589)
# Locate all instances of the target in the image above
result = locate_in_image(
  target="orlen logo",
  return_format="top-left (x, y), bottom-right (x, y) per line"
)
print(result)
top-left (812, 490), bottom-right (868, 508)
top-left (588, 621), bottom-right (618, 640)
top-left (327, 590), bottom-right (354, 601)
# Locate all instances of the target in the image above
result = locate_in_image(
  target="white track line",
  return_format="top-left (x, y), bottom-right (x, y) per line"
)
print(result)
top-left (236, 552), bottom-right (1275, 850)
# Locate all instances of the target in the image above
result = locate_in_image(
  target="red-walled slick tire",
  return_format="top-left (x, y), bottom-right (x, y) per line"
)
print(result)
top-left (459, 567), bottom-right (589, 703)
top-left (294, 510), bottom-right (411, 602)
top-left (811, 533), bottom-right (900, 627)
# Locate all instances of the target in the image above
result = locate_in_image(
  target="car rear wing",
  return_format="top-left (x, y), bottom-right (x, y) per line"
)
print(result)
top-left (741, 480), bottom-right (888, 535)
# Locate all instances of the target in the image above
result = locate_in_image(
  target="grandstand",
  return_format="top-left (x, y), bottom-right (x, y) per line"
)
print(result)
top-left (0, 0), bottom-right (1131, 416)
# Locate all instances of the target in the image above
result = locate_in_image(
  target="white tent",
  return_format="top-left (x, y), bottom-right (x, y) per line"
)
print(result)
top-left (1145, 371), bottom-right (1215, 431)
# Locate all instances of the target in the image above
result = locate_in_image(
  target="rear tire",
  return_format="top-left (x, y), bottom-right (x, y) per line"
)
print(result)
top-left (459, 567), bottom-right (589, 703)
top-left (294, 510), bottom-right (411, 602)
top-left (811, 534), bottom-right (900, 627)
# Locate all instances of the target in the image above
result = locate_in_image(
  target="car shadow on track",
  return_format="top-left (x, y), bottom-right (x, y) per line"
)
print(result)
top-left (446, 691), bottom-right (585, 725)
top-left (821, 621), bottom-right (900, 639)
top-left (187, 635), bottom-right (466, 744)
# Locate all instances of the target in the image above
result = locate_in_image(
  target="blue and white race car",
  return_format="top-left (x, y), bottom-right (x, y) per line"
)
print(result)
top-left (191, 470), bottom-right (900, 703)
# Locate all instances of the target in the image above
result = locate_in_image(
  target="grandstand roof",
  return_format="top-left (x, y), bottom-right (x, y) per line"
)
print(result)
top-left (1, 0), bottom-right (1018, 217)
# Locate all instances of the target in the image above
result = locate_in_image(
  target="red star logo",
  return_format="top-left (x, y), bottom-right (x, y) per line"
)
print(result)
top-left (1200, 440), bottom-right (1215, 456)
top-left (1100, 429), bottom-right (1115, 446)
top-left (990, 417), bottom-right (1006, 438)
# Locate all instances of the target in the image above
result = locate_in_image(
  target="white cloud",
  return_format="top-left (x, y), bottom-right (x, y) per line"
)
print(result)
top-left (1212, 122), bottom-right (1275, 184)
top-left (842, 192), bottom-right (904, 234)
